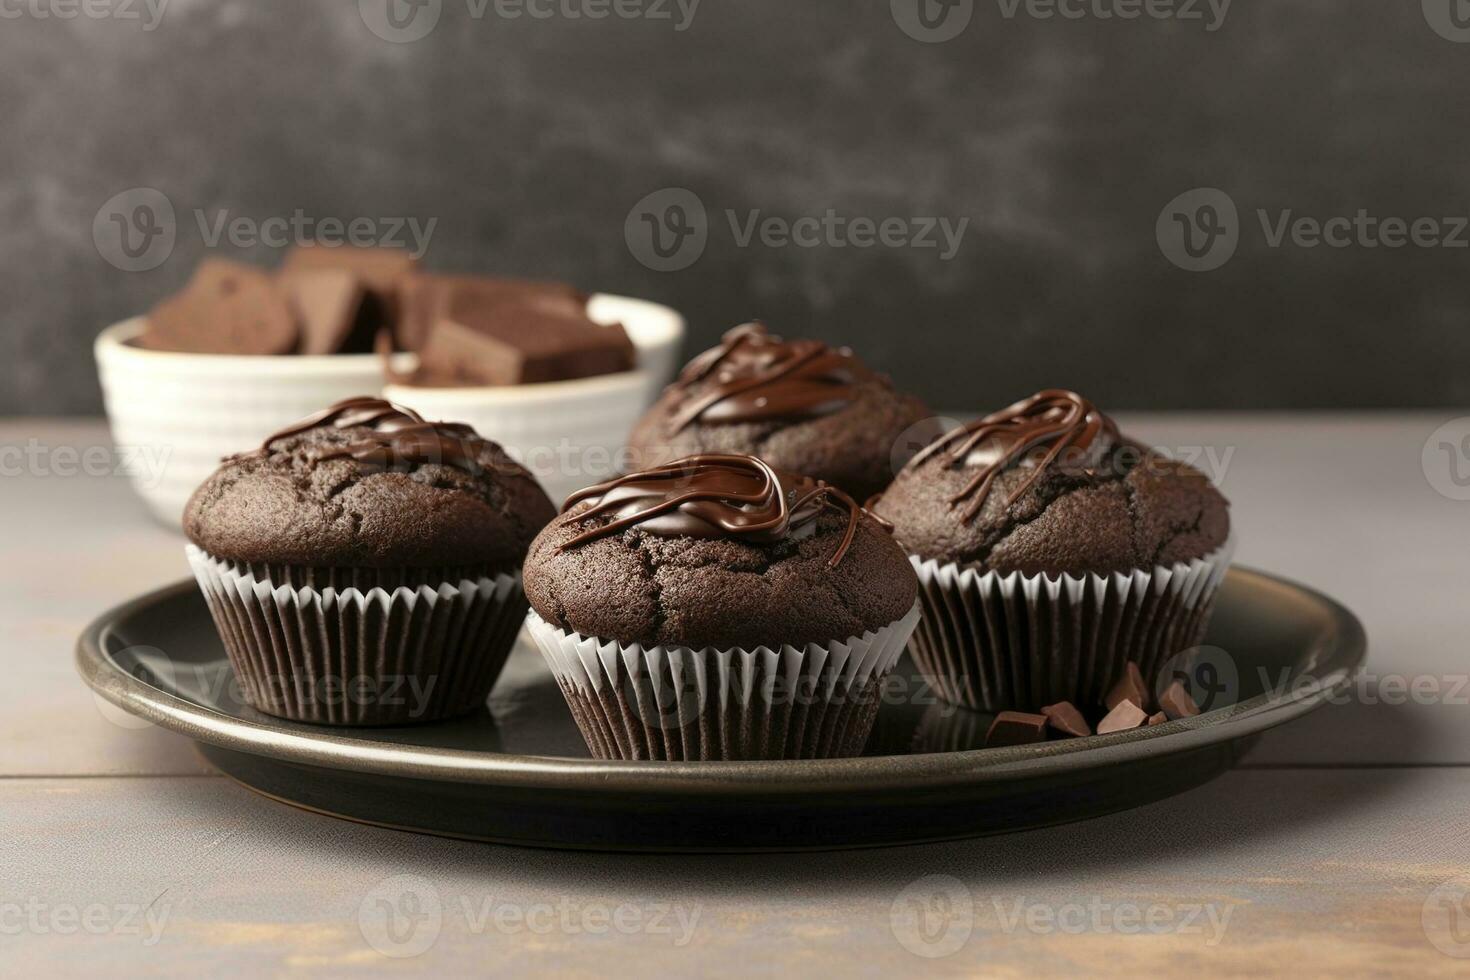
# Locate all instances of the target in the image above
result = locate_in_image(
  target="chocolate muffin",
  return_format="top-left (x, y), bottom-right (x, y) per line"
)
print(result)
top-left (872, 390), bottom-right (1233, 716)
top-left (521, 454), bottom-right (921, 761)
top-left (626, 322), bottom-right (932, 502)
top-left (184, 397), bottom-right (555, 725)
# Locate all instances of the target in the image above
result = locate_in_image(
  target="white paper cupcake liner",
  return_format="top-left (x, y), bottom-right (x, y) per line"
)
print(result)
top-left (525, 603), bottom-right (923, 761)
top-left (908, 538), bottom-right (1235, 713)
top-left (186, 544), bottom-right (527, 726)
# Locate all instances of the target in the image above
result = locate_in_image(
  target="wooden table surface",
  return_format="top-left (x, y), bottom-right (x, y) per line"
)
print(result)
top-left (5, 414), bottom-right (1470, 976)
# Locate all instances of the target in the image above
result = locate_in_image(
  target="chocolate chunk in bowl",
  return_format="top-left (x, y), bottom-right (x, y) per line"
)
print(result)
top-left (140, 258), bottom-right (298, 355)
top-left (406, 302), bottom-right (635, 386)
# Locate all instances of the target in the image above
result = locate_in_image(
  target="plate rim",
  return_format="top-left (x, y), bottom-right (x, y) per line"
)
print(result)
top-left (76, 566), bottom-right (1367, 798)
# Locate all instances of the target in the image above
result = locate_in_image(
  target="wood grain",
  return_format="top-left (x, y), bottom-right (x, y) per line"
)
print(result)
top-left (4, 417), bottom-right (1469, 973)
top-left (1, 770), bottom-right (1467, 975)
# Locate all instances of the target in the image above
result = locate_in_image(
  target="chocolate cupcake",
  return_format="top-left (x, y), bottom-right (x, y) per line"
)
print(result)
top-left (626, 322), bottom-right (932, 502)
top-left (872, 390), bottom-right (1232, 714)
top-left (521, 454), bottom-right (921, 761)
top-left (184, 397), bottom-right (555, 725)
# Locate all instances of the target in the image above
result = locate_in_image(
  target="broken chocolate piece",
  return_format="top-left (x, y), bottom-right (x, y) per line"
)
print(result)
top-left (1147, 711), bottom-right (1168, 726)
top-left (1158, 679), bottom-right (1201, 719)
top-left (141, 258), bottom-right (297, 355)
top-left (1105, 658), bottom-right (1146, 714)
top-left (1040, 701), bottom-right (1091, 738)
top-left (410, 319), bottom-right (515, 385)
top-left (1105, 662), bottom-right (1150, 712)
top-left (398, 272), bottom-right (588, 351)
top-left (279, 267), bottom-right (375, 355)
top-left (281, 244), bottom-right (414, 335)
top-left (985, 711), bottom-right (1049, 747)
top-left (134, 250), bottom-right (613, 374)
top-left (1096, 699), bottom-right (1148, 734)
top-left (412, 305), bottom-right (635, 386)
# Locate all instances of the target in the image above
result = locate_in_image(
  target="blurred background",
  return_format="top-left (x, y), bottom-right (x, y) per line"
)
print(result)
top-left (7, 0), bottom-right (1470, 413)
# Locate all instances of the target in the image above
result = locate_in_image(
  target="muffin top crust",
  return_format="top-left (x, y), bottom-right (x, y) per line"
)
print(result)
top-left (185, 397), bottom-right (555, 569)
top-left (523, 454), bottom-right (918, 649)
top-left (627, 322), bottom-right (932, 502)
top-left (872, 390), bottom-right (1230, 575)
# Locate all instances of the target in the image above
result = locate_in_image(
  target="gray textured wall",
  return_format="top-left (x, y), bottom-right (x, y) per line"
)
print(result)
top-left (7, 0), bottom-right (1470, 413)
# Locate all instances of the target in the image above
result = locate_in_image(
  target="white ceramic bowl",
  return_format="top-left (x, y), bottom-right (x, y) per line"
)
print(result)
top-left (95, 293), bottom-right (684, 524)
top-left (386, 294), bottom-right (684, 505)
top-left (95, 320), bottom-right (404, 525)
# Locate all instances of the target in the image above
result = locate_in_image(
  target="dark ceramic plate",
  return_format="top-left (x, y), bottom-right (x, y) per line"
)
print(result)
top-left (77, 567), bottom-right (1364, 852)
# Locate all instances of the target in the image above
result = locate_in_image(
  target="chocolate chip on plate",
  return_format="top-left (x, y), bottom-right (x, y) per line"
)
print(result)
top-left (1040, 701), bottom-right (1092, 738)
top-left (1105, 662), bottom-right (1151, 712)
top-left (1158, 679), bottom-right (1202, 719)
top-left (1096, 699), bottom-right (1149, 734)
top-left (986, 711), bottom-right (1050, 747)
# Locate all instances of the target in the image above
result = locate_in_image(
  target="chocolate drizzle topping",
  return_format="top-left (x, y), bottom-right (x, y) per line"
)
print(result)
top-left (906, 389), bottom-right (1121, 523)
top-left (665, 322), bottom-right (862, 432)
top-left (237, 396), bottom-right (484, 474)
top-left (557, 454), bottom-right (874, 568)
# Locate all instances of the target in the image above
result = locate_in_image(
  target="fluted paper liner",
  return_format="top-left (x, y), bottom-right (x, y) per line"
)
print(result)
top-left (186, 544), bottom-right (526, 726)
top-left (526, 603), bottom-right (922, 761)
top-left (908, 538), bottom-right (1234, 713)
